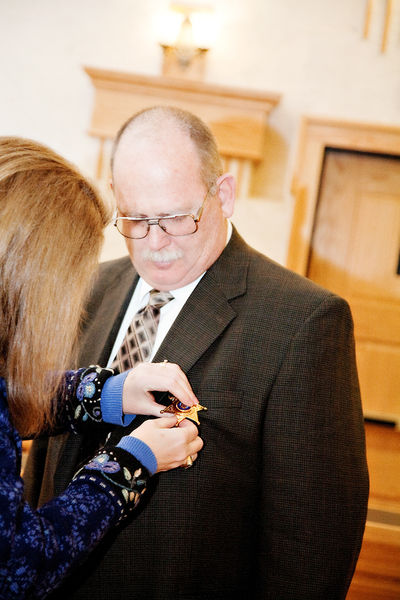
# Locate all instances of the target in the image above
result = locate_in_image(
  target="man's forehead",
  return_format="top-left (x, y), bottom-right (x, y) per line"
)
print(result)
top-left (116, 181), bottom-right (203, 211)
top-left (113, 130), bottom-right (202, 187)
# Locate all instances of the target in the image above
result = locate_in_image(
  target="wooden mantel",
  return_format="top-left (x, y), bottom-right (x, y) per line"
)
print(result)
top-left (84, 66), bottom-right (281, 194)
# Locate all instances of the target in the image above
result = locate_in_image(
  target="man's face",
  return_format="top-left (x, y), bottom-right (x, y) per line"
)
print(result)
top-left (112, 127), bottom-right (233, 290)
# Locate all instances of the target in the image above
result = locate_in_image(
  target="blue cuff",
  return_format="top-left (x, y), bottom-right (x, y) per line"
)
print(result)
top-left (100, 371), bottom-right (135, 426)
top-left (117, 436), bottom-right (158, 475)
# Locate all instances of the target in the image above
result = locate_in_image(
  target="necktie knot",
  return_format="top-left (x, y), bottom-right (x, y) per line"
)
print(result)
top-left (148, 289), bottom-right (174, 309)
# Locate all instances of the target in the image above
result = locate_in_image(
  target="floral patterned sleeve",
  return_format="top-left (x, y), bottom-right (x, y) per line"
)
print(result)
top-left (0, 377), bottom-right (150, 599)
top-left (51, 365), bottom-right (123, 435)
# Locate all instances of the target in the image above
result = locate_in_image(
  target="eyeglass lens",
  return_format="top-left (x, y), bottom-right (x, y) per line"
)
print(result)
top-left (116, 214), bottom-right (198, 239)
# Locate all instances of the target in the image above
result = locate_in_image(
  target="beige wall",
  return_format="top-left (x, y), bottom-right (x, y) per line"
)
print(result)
top-left (1, 0), bottom-right (399, 265)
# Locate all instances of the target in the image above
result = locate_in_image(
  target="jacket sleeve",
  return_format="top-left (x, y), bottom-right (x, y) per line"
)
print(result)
top-left (257, 295), bottom-right (369, 599)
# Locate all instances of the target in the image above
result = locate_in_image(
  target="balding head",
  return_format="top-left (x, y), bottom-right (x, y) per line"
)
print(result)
top-left (111, 106), bottom-right (223, 190)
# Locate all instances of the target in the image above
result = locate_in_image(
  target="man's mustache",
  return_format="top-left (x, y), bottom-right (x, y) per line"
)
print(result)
top-left (140, 248), bottom-right (184, 263)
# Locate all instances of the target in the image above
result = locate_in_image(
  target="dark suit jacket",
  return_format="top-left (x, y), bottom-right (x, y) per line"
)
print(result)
top-left (25, 228), bottom-right (369, 600)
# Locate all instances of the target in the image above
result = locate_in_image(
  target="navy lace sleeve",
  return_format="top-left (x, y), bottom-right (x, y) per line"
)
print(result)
top-left (0, 378), bottom-right (150, 599)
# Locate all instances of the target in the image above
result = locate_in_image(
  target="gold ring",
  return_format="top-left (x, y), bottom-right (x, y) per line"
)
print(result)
top-left (183, 455), bottom-right (193, 469)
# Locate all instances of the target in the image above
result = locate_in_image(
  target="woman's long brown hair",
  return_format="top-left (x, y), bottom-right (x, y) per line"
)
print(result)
top-left (0, 137), bottom-right (111, 437)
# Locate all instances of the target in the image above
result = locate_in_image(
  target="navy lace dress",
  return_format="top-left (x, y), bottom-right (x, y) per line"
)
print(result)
top-left (0, 367), bottom-right (152, 599)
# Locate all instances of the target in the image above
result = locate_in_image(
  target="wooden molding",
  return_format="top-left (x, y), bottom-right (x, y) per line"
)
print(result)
top-left (83, 66), bottom-right (281, 195)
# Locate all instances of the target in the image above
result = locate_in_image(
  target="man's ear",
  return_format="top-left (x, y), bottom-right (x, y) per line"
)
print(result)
top-left (216, 173), bottom-right (236, 218)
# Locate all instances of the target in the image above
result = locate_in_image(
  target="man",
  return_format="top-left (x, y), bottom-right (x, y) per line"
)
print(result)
top-left (25, 106), bottom-right (369, 599)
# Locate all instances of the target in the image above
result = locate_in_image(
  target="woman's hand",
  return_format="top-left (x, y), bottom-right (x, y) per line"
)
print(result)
top-left (122, 362), bottom-right (198, 417)
top-left (131, 418), bottom-right (203, 472)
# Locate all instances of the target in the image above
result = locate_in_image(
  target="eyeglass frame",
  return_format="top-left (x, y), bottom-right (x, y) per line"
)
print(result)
top-left (113, 184), bottom-right (217, 240)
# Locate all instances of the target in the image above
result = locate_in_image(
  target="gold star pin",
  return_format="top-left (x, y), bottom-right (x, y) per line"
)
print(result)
top-left (160, 395), bottom-right (207, 425)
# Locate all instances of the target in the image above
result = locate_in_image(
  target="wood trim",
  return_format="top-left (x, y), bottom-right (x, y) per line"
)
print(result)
top-left (84, 66), bottom-right (280, 161)
top-left (84, 67), bottom-right (281, 107)
top-left (363, 0), bottom-right (374, 39)
top-left (287, 116), bottom-right (400, 274)
top-left (381, 0), bottom-right (393, 53)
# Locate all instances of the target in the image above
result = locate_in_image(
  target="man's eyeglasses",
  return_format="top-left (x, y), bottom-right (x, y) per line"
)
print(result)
top-left (113, 186), bottom-right (215, 240)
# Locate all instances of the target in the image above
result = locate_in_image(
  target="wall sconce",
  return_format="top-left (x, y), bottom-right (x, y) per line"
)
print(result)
top-left (159, 3), bottom-right (215, 79)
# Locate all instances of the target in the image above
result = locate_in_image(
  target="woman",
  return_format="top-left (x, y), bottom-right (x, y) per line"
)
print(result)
top-left (0, 137), bottom-right (203, 599)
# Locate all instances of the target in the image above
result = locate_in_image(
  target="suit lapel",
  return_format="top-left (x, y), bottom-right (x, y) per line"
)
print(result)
top-left (153, 227), bottom-right (250, 374)
top-left (153, 275), bottom-right (236, 372)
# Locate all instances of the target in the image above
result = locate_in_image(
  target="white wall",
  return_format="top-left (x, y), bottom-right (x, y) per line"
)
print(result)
top-left (1, 0), bottom-right (399, 265)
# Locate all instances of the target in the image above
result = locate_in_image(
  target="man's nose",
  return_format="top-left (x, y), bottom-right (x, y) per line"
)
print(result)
top-left (146, 222), bottom-right (170, 249)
